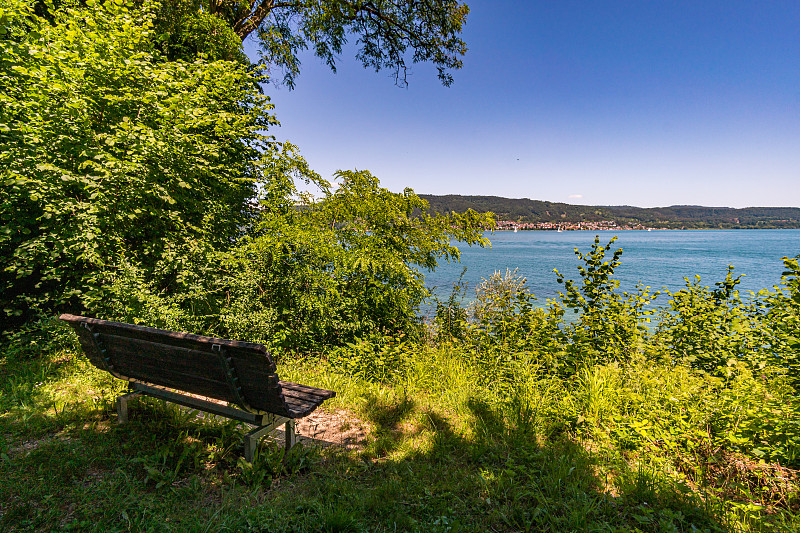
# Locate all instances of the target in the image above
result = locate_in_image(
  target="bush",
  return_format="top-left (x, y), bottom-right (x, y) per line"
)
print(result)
top-left (0, 0), bottom-right (274, 335)
top-left (555, 236), bottom-right (659, 367)
top-left (2, 315), bottom-right (78, 361)
top-left (327, 334), bottom-right (410, 384)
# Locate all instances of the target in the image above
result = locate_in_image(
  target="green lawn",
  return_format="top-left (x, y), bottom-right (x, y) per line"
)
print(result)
top-left (1, 342), bottom-right (797, 532)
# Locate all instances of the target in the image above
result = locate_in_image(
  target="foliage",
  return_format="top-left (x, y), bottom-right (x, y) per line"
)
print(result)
top-left (430, 238), bottom-right (799, 394)
top-left (327, 334), bottom-right (410, 384)
top-left (217, 169), bottom-right (490, 351)
top-left (760, 256), bottom-right (800, 379)
top-left (149, 0), bottom-right (248, 62)
top-left (555, 236), bottom-right (625, 316)
top-left (2, 2), bottom-right (799, 526)
top-left (90, 168), bottom-right (493, 352)
top-left (470, 268), bottom-right (528, 324)
top-left (431, 268), bottom-right (565, 388)
top-left (656, 267), bottom-right (752, 373)
top-left (2, 315), bottom-right (79, 361)
top-left (84, 255), bottom-right (217, 335)
top-left (0, 0), bottom-right (276, 334)
top-left (706, 366), bottom-right (800, 466)
top-left (1, 1), bottom-right (482, 349)
top-left (467, 269), bottom-right (564, 381)
top-left (241, 171), bottom-right (490, 348)
top-left (47, 0), bottom-right (473, 88)
top-left (432, 267), bottom-right (469, 340)
top-left (4, 240), bottom-right (800, 531)
top-left (203, 0), bottom-right (471, 87)
top-left (4, 314), bottom-right (800, 531)
top-left (654, 257), bottom-right (800, 383)
top-left (554, 236), bottom-right (658, 367)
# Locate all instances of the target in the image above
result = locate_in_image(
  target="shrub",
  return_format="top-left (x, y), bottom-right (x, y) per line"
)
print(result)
top-left (0, 0), bottom-right (273, 335)
top-left (555, 236), bottom-right (658, 368)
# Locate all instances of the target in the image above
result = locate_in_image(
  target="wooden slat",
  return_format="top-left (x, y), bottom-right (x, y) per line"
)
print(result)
top-left (60, 313), bottom-right (266, 350)
top-left (100, 335), bottom-right (253, 405)
top-left (74, 334), bottom-right (105, 368)
top-left (280, 387), bottom-right (332, 405)
top-left (283, 397), bottom-right (325, 418)
top-left (101, 334), bottom-right (227, 381)
top-left (117, 356), bottom-right (291, 414)
top-left (235, 358), bottom-right (284, 399)
top-left (99, 334), bottom-right (277, 387)
top-left (60, 314), bottom-right (276, 371)
top-left (285, 401), bottom-right (318, 415)
top-left (130, 382), bottom-right (268, 425)
top-left (279, 381), bottom-right (336, 400)
top-left (282, 394), bottom-right (319, 408)
top-left (111, 353), bottom-right (225, 388)
top-left (247, 391), bottom-right (291, 416)
top-left (109, 353), bottom-right (290, 415)
top-left (277, 381), bottom-right (334, 417)
top-left (124, 366), bottom-right (232, 401)
top-left (101, 332), bottom-right (285, 412)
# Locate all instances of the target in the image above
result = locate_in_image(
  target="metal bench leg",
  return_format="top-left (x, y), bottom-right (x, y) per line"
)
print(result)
top-left (243, 417), bottom-right (296, 462)
top-left (116, 392), bottom-right (142, 424)
top-left (244, 425), bottom-right (272, 463)
top-left (285, 419), bottom-right (297, 449)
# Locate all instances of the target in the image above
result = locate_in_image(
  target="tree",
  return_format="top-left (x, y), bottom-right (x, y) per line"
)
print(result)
top-left (94, 169), bottom-right (493, 352)
top-left (148, 0), bottom-right (250, 62)
top-left (0, 0), bottom-right (277, 333)
top-left (155, 0), bottom-right (469, 87)
top-left (3, 0), bottom-right (488, 348)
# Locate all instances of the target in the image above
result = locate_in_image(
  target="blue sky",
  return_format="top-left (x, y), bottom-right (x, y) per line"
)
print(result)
top-left (247, 1), bottom-right (800, 208)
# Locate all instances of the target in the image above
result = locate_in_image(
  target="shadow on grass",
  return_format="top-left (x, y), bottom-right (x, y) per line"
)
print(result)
top-left (343, 392), bottom-right (727, 532)
top-left (0, 353), bottom-right (735, 532)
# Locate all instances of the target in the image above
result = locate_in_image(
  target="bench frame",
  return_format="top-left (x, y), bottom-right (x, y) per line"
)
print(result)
top-left (117, 382), bottom-right (296, 462)
top-left (60, 314), bottom-right (334, 462)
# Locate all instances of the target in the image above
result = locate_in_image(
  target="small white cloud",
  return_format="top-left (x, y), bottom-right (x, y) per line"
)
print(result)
top-left (568, 194), bottom-right (583, 199)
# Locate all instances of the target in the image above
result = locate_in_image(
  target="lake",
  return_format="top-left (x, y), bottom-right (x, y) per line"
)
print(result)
top-left (423, 229), bottom-right (800, 310)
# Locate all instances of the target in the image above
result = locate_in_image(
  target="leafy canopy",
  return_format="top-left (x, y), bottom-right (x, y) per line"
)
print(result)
top-left (152, 0), bottom-right (469, 87)
top-left (2, 0), bottom-right (490, 349)
top-left (95, 169), bottom-right (493, 352)
top-left (0, 0), bottom-right (276, 330)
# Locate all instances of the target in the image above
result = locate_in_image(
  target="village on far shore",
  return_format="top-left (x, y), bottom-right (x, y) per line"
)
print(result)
top-left (496, 220), bottom-right (657, 231)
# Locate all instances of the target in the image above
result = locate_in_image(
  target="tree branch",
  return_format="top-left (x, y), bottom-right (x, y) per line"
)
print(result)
top-left (356, 1), bottom-right (424, 42)
top-left (232, 0), bottom-right (299, 40)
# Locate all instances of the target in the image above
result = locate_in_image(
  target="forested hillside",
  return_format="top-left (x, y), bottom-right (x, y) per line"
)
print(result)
top-left (421, 194), bottom-right (800, 229)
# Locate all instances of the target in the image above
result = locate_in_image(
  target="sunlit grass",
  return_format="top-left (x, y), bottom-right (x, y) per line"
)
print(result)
top-left (1, 337), bottom-right (798, 532)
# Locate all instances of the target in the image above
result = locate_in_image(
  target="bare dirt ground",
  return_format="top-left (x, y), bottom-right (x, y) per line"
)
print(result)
top-left (290, 408), bottom-right (370, 450)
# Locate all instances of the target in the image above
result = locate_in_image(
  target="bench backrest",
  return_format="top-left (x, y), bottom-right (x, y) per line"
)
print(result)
top-left (60, 314), bottom-right (293, 417)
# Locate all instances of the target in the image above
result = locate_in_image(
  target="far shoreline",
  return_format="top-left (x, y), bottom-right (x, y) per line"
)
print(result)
top-left (493, 221), bottom-right (800, 231)
top-left (492, 227), bottom-right (800, 231)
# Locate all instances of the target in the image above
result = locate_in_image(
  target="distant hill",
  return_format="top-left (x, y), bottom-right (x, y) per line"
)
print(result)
top-left (419, 195), bottom-right (800, 229)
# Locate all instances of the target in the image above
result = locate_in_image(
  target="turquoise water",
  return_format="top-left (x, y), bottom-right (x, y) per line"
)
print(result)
top-left (424, 230), bottom-right (800, 308)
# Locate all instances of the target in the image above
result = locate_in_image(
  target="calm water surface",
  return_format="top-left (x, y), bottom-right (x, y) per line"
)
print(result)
top-left (424, 230), bottom-right (800, 307)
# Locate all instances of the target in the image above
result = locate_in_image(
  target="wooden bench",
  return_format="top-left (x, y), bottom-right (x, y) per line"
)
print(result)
top-left (60, 314), bottom-right (335, 462)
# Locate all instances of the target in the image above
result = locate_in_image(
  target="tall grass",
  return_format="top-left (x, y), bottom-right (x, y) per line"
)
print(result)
top-left (2, 240), bottom-right (799, 531)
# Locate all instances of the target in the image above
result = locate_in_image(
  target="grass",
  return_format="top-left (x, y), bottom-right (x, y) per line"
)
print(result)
top-left (1, 336), bottom-right (798, 532)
